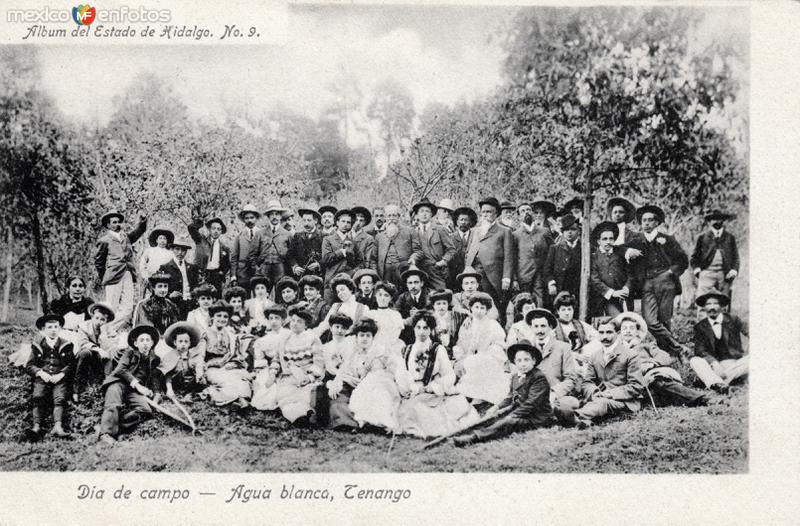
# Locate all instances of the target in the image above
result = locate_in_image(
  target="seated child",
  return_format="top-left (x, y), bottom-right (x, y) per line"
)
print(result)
top-left (186, 284), bottom-right (217, 333)
top-left (25, 314), bottom-right (74, 440)
top-left (98, 325), bottom-right (163, 444)
top-left (454, 340), bottom-right (552, 446)
top-left (250, 305), bottom-right (291, 410)
top-left (158, 321), bottom-right (204, 400)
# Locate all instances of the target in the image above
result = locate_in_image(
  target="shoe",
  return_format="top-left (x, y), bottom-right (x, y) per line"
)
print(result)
top-left (24, 427), bottom-right (42, 442)
top-left (98, 433), bottom-right (117, 445)
top-left (576, 418), bottom-right (593, 430)
top-left (453, 434), bottom-right (477, 448)
top-left (710, 383), bottom-right (730, 395)
top-left (51, 425), bottom-right (71, 438)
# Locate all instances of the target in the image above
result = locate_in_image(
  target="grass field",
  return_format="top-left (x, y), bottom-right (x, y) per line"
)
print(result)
top-left (0, 308), bottom-right (747, 473)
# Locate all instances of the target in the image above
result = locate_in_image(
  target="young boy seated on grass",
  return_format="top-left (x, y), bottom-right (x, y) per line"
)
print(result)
top-left (159, 321), bottom-right (204, 401)
top-left (25, 314), bottom-right (75, 440)
top-left (454, 339), bottom-right (552, 447)
top-left (98, 325), bottom-right (163, 445)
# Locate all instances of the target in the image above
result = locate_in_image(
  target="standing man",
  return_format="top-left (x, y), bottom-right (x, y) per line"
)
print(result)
top-left (188, 216), bottom-right (230, 297)
top-left (590, 221), bottom-right (632, 317)
top-left (375, 204), bottom-right (422, 290)
top-left (321, 209), bottom-right (359, 304)
top-left (350, 206), bottom-right (377, 271)
top-left (628, 204), bottom-right (688, 356)
top-left (544, 213), bottom-right (582, 309)
top-left (258, 199), bottom-right (293, 288)
top-left (288, 208), bottom-right (324, 280)
top-left (605, 196), bottom-right (643, 310)
top-left (364, 207), bottom-right (386, 236)
top-left (158, 235), bottom-right (200, 319)
top-left (413, 198), bottom-right (456, 292)
top-left (230, 204), bottom-right (262, 287)
top-left (319, 205), bottom-right (338, 238)
top-left (94, 209), bottom-right (148, 330)
top-left (434, 199), bottom-right (456, 233)
top-left (449, 206), bottom-right (477, 290)
top-left (464, 197), bottom-right (513, 325)
top-left (512, 202), bottom-right (553, 307)
top-left (690, 209), bottom-right (740, 300)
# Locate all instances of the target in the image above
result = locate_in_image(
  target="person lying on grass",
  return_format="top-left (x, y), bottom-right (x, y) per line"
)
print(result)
top-left (454, 339), bottom-right (552, 447)
top-left (98, 325), bottom-right (163, 445)
top-left (25, 314), bottom-right (75, 440)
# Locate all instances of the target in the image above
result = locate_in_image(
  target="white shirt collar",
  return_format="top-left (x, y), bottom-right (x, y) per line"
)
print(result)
top-left (644, 229), bottom-right (659, 242)
top-left (709, 314), bottom-right (724, 325)
top-left (710, 226), bottom-right (724, 238)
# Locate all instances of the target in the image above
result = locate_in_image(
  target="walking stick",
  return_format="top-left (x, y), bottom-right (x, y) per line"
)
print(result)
top-left (167, 393), bottom-right (201, 435)
top-left (385, 429), bottom-right (397, 463)
top-left (420, 405), bottom-right (513, 451)
top-left (145, 397), bottom-right (195, 432)
top-left (643, 382), bottom-right (659, 415)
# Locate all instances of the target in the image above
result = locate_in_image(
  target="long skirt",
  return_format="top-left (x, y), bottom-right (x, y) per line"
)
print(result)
top-left (204, 367), bottom-right (252, 406)
top-left (250, 368), bottom-right (275, 410)
top-left (252, 375), bottom-right (319, 422)
top-left (398, 392), bottom-right (480, 438)
top-left (457, 353), bottom-right (511, 405)
top-left (349, 370), bottom-right (401, 432)
top-left (328, 386), bottom-right (358, 429)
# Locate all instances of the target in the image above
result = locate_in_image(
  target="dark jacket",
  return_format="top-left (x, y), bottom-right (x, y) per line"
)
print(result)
top-left (188, 219), bottom-right (231, 276)
top-left (690, 229), bottom-right (740, 274)
top-left (257, 227), bottom-right (292, 268)
top-left (49, 295), bottom-right (94, 318)
top-left (417, 223), bottom-right (456, 270)
top-left (230, 228), bottom-right (262, 283)
top-left (26, 337), bottom-right (74, 377)
top-left (464, 222), bottom-right (514, 293)
top-left (103, 347), bottom-right (162, 391)
top-left (590, 247), bottom-right (633, 297)
top-left (158, 259), bottom-right (201, 297)
top-left (499, 367), bottom-right (552, 424)
top-left (321, 232), bottom-right (361, 283)
top-left (544, 238), bottom-right (582, 297)
top-left (512, 225), bottom-right (553, 286)
top-left (628, 232), bottom-right (688, 294)
top-left (287, 229), bottom-right (324, 277)
top-left (94, 221), bottom-right (147, 286)
top-left (355, 291), bottom-right (379, 310)
top-left (351, 230), bottom-right (377, 271)
top-left (375, 226), bottom-right (423, 279)
top-left (693, 313), bottom-right (748, 362)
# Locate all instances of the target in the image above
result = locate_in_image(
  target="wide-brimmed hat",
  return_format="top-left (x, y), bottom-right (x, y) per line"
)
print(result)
top-left (205, 217), bottom-right (227, 234)
top-left (281, 209), bottom-right (294, 220)
top-left (318, 205), bottom-right (338, 217)
top-left (127, 324), bottom-right (160, 349)
top-left (170, 235), bottom-right (193, 250)
top-left (606, 196), bottom-right (637, 223)
top-left (238, 204), bottom-right (261, 221)
top-left (264, 199), bottom-right (287, 215)
top-left (591, 221), bottom-right (620, 244)
top-left (453, 206), bottom-right (478, 226)
top-left (530, 199), bottom-right (557, 218)
top-left (636, 204), bottom-right (666, 224)
top-left (429, 289), bottom-right (454, 305)
top-left (287, 306), bottom-right (314, 325)
top-left (704, 209), bottom-right (734, 222)
top-left (400, 265), bottom-right (428, 284)
top-left (478, 197), bottom-right (502, 214)
top-left (298, 274), bottom-right (324, 291)
top-left (147, 227), bottom-right (175, 247)
top-left (163, 321), bottom-right (201, 348)
top-left (525, 308), bottom-right (557, 328)
top-left (297, 208), bottom-right (321, 221)
top-left (350, 206), bottom-right (372, 226)
top-left (559, 213), bottom-right (580, 231)
top-left (87, 302), bottom-right (115, 322)
top-left (330, 273), bottom-right (357, 293)
top-left (695, 289), bottom-right (730, 308)
top-left (100, 210), bottom-right (124, 227)
top-left (208, 300), bottom-right (234, 318)
top-left (614, 312), bottom-right (648, 337)
top-left (275, 276), bottom-right (299, 294)
top-left (506, 339), bottom-right (543, 365)
top-left (35, 313), bottom-right (65, 330)
top-left (248, 275), bottom-right (272, 292)
top-left (263, 303), bottom-right (288, 319)
top-left (148, 271), bottom-right (172, 286)
top-left (467, 291), bottom-right (494, 310)
top-left (411, 197), bottom-right (437, 215)
top-left (436, 198), bottom-right (455, 212)
top-left (563, 197), bottom-right (584, 212)
top-left (353, 268), bottom-right (380, 285)
top-left (192, 283), bottom-right (217, 299)
top-left (500, 200), bottom-right (516, 211)
top-left (334, 208), bottom-right (353, 222)
top-left (456, 266), bottom-right (482, 284)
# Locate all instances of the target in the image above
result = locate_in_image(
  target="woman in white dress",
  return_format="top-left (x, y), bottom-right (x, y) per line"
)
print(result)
top-left (244, 275), bottom-right (275, 336)
top-left (397, 312), bottom-right (480, 438)
top-left (505, 293), bottom-right (538, 346)
top-left (138, 227), bottom-right (174, 285)
top-left (453, 292), bottom-right (510, 405)
top-left (250, 305), bottom-right (291, 410)
top-left (368, 282), bottom-right (404, 354)
top-left (185, 283), bottom-right (217, 334)
top-left (315, 273), bottom-right (370, 339)
top-left (198, 301), bottom-right (253, 407)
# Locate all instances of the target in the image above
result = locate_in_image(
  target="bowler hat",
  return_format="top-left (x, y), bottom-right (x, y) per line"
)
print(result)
top-left (148, 227), bottom-right (175, 247)
top-left (100, 210), bottom-right (124, 227)
top-left (264, 199), bottom-right (287, 215)
top-left (506, 339), bottom-right (543, 365)
top-left (530, 199), bottom-right (557, 218)
top-left (411, 197), bottom-right (437, 215)
top-left (170, 235), bottom-right (193, 250)
top-left (453, 207), bottom-right (478, 226)
top-left (205, 217), bottom-right (227, 234)
top-left (318, 205), bottom-right (338, 217)
top-left (350, 206), bottom-right (372, 226)
top-left (238, 204), bottom-right (261, 221)
top-left (592, 221), bottom-right (620, 245)
top-left (695, 289), bottom-right (730, 308)
top-left (334, 208), bottom-right (353, 222)
top-left (127, 325), bottom-right (160, 350)
top-left (429, 289), bottom-right (454, 305)
top-left (559, 213), bottom-right (580, 231)
top-left (163, 321), bottom-right (201, 349)
top-left (298, 208), bottom-right (321, 221)
top-left (636, 204), bottom-right (666, 225)
top-left (478, 197), bottom-right (502, 214)
top-left (208, 300), bottom-right (234, 318)
top-left (35, 313), bottom-right (65, 330)
top-left (298, 274), bottom-right (324, 292)
top-left (148, 271), bottom-right (172, 286)
top-left (606, 196), bottom-right (637, 223)
top-left (704, 209), bottom-right (734, 222)
top-left (456, 266), bottom-right (481, 284)
top-left (400, 265), bottom-right (428, 284)
top-left (525, 308), bottom-right (557, 328)
top-left (353, 268), bottom-right (380, 285)
top-left (87, 302), bottom-right (116, 322)
top-left (436, 198), bottom-right (455, 212)
top-left (330, 273), bottom-right (357, 293)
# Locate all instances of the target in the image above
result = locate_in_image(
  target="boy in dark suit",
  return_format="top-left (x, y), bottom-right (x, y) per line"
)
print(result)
top-left (188, 216), bottom-right (230, 297)
top-left (288, 209), bottom-right (324, 280)
top-left (158, 236), bottom-right (200, 319)
top-left (590, 221), bottom-right (633, 317)
top-left (690, 210), bottom-right (740, 300)
top-left (454, 340), bottom-right (552, 446)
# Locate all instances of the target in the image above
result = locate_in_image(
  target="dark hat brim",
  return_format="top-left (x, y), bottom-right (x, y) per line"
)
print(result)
top-left (705, 211), bottom-right (734, 221)
top-left (478, 198), bottom-right (502, 214)
top-left (453, 207), bottom-right (478, 225)
top-left (87, 302), bottom-right (116, 322)
top-left (530, 200), bottom-right (557, 217)
top-left (205, 218), bottom-right (227, 233)
top-left (318, 206), bottom-right (338, 217)
top-left (400, 267), bottom-right (429, 284)
top-left (411, 201), bottom-right (438, 215)
top-left (127, 325), bottom-right (160, 349)
top-left (148, 228), bottom-right (175, 247)
top-left (100, 212), bottom-right (124, 227)
top-left (297, 208), bottom-right (322, 221)
top-left (36, 313), bottom-right (65, 330)
top-left (351, 206), bottom-right (372, 226)
top-left (591, 221), bottom-right (620, 243)
top-left (695, 291), bottom-right (730, 307)
top-left (636, 205), bottom-right (666, 224)
top-left (563, 198), bottom-right (584, 211)
top-left (525, 308), bottom-right (557, 328)
top-left (507, 341), bottom-right (543, 365)
top-left (163, 321), bottom-right (200, 349)
top-left (334, 209), bottom-right (354, 222)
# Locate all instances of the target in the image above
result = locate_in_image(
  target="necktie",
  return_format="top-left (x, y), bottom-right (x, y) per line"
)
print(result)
top-left (248, 228), bottom-right (253, 240)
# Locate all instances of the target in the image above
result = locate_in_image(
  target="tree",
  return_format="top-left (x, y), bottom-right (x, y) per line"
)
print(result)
top-left (367, 78), bottom-right (415, 174)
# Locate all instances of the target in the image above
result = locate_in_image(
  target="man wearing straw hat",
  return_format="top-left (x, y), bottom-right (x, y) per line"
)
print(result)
top-left (257, 199), bottom-right (293, 287)
top-left (94, 209), bottom-right (148, 331)
top-left (188, 215), bottom-right (230, 297)
top-left (230, 203), bottom-right (263, 286)
top-left (690, 209), bottom-right (740, 300)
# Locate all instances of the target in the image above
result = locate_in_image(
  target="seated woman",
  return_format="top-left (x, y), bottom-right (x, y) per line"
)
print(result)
top-left (315, 273), bottom-right (370, 340)
top-left (259, 307), bottom-right (325, 424)
top-left (397, 311), bottom-right (479, 438)
top-left (132, 271), bottom-right (181, 335)
top-left (49, 276), bottom-right (94, 331)
top-left (224, 286), bottom-right (251, 334)
top-left (453, 292), bottom-right (510, 406)
top-left (186, 283), bottom-right (217, 333)
top-left (245, 275), bottom-right (275, 336)
top-left (250, 305), bottom-right (291, 410)
top-left (327, 318), bottom-right (405, 432)
top-left (198, 301), bottom-right (252, 408)
top-left (505, 293), bottom-right (538, 346)
top-left (275, 276), bottom-right (303, 315)
top-left (429, 289), bottom-right (467, 360)
top-left (368, 281), bottom-right (404, 354)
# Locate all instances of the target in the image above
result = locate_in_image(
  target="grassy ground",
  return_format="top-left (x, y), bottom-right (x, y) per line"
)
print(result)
top-left (0, 308), bottom-right (747, 473)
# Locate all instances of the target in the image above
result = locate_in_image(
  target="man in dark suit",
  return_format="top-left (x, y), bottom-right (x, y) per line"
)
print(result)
top-left (464, 197), bottom-right (514, 325)
top-left (350, 206), bottom-right (377, 271)
top-left (412, 198), bottom-right (456, 291)
top-left (288, 208), bottom-right (324, 280)
top-left (375, 204), bottom-right (422, 290)
top-left (188, 216), bottom-right (230, 297)
top-left (544, 213), bottom-right (582, 309)
top-left (627, 204), bottom-right (688, 356)
top-left (606, 196), bottom-right (644, 310)
top-left (449, 206), bottom-right (477, 290)
top-left (590, 221), bottom-right (633, 317)
top-left (689, 290), bottom-right (748, 394)
top-left (257, 199), bottom-right (293, 287)
top-left (393, 266), bottom-right (431, 344)
top-left (512, 202), bottom-right (554, 307)
top-left (690, 209), bottom-right (740, 300)
top-left (364, 206), bottom-right (386, 236)
top-left (230, 204), bottom-right (262, 286)
top-left (321, 209), bottom-right (360, 304)
top-left (158, 236), bottom-right (200, 319)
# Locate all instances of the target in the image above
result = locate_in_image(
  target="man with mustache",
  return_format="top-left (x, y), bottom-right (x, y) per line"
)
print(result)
top-left (412, 197), bottom-right (456, 292)
top-left (318, 205), bottom-right (337, 237)
top-left (448, 206), bottom-right (477, 290)
top-left (188, 215), bottom-right (230, 298)
top-left (230, 204), bottom-right (263, 287)
top-left (321, 209), bottom-right (360, 304)
top-left (349, 206), bottom-right (377, 272)
top-left (288, 208), bottom-right (324, 280)
top-left (257, 199), bottom-right (293, 287)
top-left (690, 209), bottom-right (740, 300)
top-left (364, 207), bottom-right (386, 236)
top-left (511, 202), bottom-right (554, 307)
top-left (375, 204), bottom-right (423, 290)
top-left (94, 210), bottom-right (148, 331)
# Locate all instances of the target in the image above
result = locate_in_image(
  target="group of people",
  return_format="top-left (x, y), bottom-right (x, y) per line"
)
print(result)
top-left (12, 194), bottom-right (748, 447)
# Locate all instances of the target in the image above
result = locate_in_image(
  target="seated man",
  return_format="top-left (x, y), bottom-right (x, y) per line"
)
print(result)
top-left (689, 290), bottom-right (748, 394)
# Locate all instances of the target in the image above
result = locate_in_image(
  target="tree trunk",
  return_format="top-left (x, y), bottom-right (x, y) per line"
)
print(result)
top-left (579, 175), bottom-right (593, 321)
top-left (1, 225), bottom-right (12, 322)
top-left (30, 210), bottom-right (49, 314)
